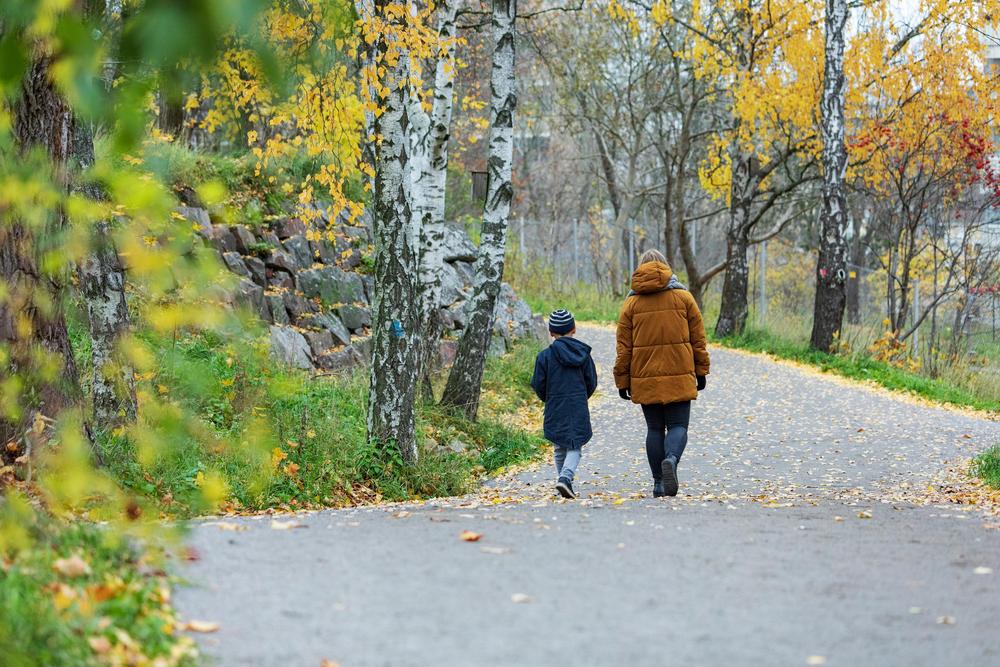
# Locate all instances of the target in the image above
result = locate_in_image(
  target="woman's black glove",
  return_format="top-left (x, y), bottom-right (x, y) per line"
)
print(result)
top-left (696, 375), bottom-right (707, 391)
top-left (618, 387), bottom-right (631, 400)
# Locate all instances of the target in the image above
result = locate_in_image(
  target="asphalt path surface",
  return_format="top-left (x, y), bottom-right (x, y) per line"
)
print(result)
top-left (176, 325), bottom-right (1000, 666)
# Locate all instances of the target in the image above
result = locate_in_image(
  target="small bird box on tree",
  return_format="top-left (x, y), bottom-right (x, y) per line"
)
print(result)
top-left (471, 170), bottom-right (489, 201)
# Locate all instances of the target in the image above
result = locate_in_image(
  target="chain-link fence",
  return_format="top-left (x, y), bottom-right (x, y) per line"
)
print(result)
top-left (747, 240), bottom-right (999, 371)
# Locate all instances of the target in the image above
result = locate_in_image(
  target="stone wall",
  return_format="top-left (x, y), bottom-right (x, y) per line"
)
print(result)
top-left (178, 206), bottom-right (546, 372)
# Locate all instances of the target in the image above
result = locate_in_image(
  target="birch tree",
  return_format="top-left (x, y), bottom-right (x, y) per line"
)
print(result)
top-left (810, 0), bottom-right (849, 351)
top-left (409, 0), bottom-right (460, 399)
top-left (440, 0), bottom-right (517, 420)
top-left (74, 122), bottom-right (138, 430)
top-left (364, 0), bottom-right (422, 461)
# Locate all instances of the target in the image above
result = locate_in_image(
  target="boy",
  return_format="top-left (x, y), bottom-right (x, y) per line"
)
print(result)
top-left (530, 309), bottom-right (598, 499)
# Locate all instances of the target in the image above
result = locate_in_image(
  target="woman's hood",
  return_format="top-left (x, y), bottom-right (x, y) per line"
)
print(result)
top-left (630, 261), bottom-right (673, 294)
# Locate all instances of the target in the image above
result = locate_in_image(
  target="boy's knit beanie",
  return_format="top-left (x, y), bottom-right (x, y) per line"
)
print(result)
top-left (548, 309), bottom-right (575, 335)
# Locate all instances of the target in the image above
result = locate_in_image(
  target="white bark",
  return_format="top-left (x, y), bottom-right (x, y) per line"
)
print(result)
top-left (73, 119), bottom-right (137, 430)
top-left (810, 0), bottom-right (850, 350)
top-left (440, 0), bottom-right (517, 419)
top-left (411, 1), bottom-right (459, 394)
top-left (366, 1), bottom-right (421, 461)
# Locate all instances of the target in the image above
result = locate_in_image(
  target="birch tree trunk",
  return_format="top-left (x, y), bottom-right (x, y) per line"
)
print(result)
top-left (1, 56), bottom-right (82, 457)
top-left (440, 0), bottom-right (517, 420)
top-left (366, 3), bottom-right (421, 462)
top-left (413, 1), bottom-right (459, 400)
top-left (810, 0), bottom-right (850, 351)
top-left (72, 120), bottom-right (137, 430)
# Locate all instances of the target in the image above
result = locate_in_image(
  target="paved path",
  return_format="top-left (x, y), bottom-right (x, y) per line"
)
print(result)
top-left (177, 325), bottom-right (1000, 666)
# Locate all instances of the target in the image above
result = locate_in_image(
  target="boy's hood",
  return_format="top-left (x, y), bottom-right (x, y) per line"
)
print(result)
top-left (550, 336), bottom-right (591, 368)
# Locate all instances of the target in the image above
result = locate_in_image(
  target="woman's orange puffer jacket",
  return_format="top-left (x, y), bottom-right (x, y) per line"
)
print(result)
top-left (614, 261), bottom-right (710, 404)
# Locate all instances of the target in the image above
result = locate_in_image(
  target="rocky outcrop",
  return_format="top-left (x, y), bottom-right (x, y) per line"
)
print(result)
top-left (178, 207), bottom-right (545, 372)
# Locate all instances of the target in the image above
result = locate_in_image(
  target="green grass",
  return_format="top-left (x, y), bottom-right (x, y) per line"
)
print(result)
top-left (506, 258), bottom-right (623, 324)
top-left (95, 329), bottom-right (545, 516)
top-left (973, 447), bottom-right (1000, 489)
top-left (715, 327), bottom-right (1000, 414)
top-left (511, 278), bottom-right (621, 324)
top-left (0, 512), bottom-right (195, 667)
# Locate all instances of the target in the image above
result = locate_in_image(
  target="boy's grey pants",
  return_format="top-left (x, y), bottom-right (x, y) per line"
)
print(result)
top-left (554, 447), bottom-right (582, 482)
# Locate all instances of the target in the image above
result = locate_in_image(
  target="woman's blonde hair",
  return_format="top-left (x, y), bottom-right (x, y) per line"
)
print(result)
top-left (638, 248), bottom-right (668, 266)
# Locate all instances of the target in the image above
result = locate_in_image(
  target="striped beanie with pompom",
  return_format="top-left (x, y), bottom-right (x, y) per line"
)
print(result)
top-left (548, 309), bottom-right (575, 335)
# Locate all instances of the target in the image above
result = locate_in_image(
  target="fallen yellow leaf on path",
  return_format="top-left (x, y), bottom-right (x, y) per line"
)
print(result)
top-left (185, 620), bottom-right (220, 633)
top-left (459, 530), bottom-right (482, 542)
top-left (857, 510), bottom-right (873, 519)
top-left (271, 520), bottom-right (305, 530)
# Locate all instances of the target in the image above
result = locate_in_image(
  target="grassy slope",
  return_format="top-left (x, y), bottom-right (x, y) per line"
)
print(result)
top-left (714, 328), bottom-right (1000, 414)
top-left (94, 327), bottom-right (546, 517)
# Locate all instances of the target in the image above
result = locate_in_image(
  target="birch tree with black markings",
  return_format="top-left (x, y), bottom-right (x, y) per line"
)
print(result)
top-left (409, 0), bottom-right (460, 399)
top-left (440, 0), bottom-right (517, 419)
top-left (364, 0), bottom-right (422, 461)
top-left (810, 0), bottom-right (849, 352)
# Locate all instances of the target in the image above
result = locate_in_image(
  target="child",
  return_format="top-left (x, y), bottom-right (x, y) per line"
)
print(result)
top-left (530, 309), bottom-right (598, 499)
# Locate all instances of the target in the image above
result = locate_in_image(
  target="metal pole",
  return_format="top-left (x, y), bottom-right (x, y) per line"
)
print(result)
top-left (758, 241), bottom-right (767, 326)
top-left (573, 218), bottom-right (579, 283)
top-left (519, 216), bottom-right (526, 269)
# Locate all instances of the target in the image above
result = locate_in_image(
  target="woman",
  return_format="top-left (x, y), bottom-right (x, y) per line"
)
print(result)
top-left (614, 249), bottom-right (710, 497)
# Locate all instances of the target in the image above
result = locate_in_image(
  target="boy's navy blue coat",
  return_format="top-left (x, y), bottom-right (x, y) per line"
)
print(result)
top-left (530, 336), bottom-right (598, 449)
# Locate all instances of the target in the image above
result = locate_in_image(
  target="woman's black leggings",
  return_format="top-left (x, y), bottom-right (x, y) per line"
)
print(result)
top-left (641, 401), bottom-right (691, 479)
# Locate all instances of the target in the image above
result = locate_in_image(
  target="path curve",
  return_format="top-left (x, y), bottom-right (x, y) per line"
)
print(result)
top-left (177, 325), bottom-right (1000, 666)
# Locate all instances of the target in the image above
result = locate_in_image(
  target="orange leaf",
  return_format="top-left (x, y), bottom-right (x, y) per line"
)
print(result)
top-left (459, 530), bottom-right (482, 542)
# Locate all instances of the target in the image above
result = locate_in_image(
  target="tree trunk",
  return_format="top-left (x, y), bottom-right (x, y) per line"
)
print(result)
top-left (810, 0), bottom-right (850, 351)
top-left (158, 86), bottom-right (184, 139)
top-left (715, 225), bottom-right (751, 337)
top-left (366, 4), bottom-right (421, 462)
top-left (662, 183), bottom-right (677, 267)
top-left (1, 56), bottom-right (81, 457)
top-left (440, 0), bottom-right (517, 420)
top-left (715, 149), bottom-right (756, 337)
top-left (415, 0), bottom-right (459, 401)
top-left (72, 120), bottom-right (137, 430)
